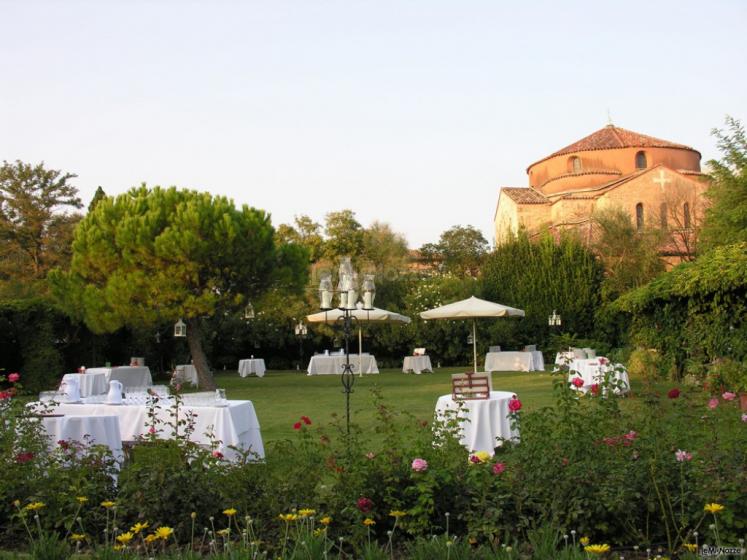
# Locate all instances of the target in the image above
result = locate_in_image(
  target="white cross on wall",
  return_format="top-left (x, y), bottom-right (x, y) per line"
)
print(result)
top-left (652, 169), bottom-right (672, 192)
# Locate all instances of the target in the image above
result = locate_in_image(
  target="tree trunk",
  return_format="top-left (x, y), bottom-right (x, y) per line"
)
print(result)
top-left (186, 318), bottom-right (216, 390)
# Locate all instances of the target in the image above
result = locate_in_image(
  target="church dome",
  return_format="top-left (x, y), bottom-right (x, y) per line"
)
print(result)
top-left (526, 125), bottom-right (702, 195)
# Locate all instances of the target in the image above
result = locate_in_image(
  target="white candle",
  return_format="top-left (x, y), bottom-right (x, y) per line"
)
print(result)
top-left (321, 290), bottom-right (332, 309)
top-left (363, 291), bottom-right (373, 309)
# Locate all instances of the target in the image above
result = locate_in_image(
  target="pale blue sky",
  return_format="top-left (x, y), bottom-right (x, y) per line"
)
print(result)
top-left (2, 0), bottom-right (745, 247)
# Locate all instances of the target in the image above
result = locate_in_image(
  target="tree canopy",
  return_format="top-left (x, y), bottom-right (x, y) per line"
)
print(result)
top-left (0, 160), bottom-right (82, 296)
top-left (50, 185), bottom-right (307, 389)
top-left (419, 225), bottom-right (489, 276)
top-left (700, 116), bottom-right (747, 250)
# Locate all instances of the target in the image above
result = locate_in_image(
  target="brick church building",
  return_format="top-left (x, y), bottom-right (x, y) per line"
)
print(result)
top-left (493, 124), bottom-right (709, 261)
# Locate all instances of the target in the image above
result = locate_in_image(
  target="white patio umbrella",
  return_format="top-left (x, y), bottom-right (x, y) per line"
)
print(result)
top-left (306, 304), bottom-right (411, 375)
top-left (419, 296), bottom-right (525, 373)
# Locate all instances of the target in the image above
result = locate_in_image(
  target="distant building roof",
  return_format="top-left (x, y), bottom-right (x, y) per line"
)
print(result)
top-left (500, 187), bottom-right (549, 205)
top-left (527, 125), bottom-right (700, 171)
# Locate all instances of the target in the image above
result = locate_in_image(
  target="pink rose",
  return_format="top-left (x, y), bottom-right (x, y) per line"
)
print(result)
top-left (212, 450), bottom-right (224, 459)
top-left (508, 396), bottom-right (522, 412)
top-left (411, 458), bottom-right (428, 472)
top-left (675, 449), bottom-right (692, 462)
top-left (492, 462), bottom-right (506, 475)
top-left (148, 427), bottom-right (156, 434)
top-left (721, 392), bottom-right (736, 401)
top-left (598, 357), bottom-right (609, 365)
top-left (571, 377), bottom-right (584, 388)
top-left (8, 373), bottom-right (20, 383)
top-left (707, 397), bottom-right (719, 410)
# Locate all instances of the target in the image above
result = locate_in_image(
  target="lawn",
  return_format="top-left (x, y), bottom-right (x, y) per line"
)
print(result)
top-left (203, 366), bottom-right (643, 444)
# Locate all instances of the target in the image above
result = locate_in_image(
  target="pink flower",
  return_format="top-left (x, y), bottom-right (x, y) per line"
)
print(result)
top-left (301, 415), bottom-right (312, 425)
top-left (602, 436), bottom-right (618, 447)
top-left (571, 377), bottom-right (584, 388)
top-left (590, 384), bottom-right (600, 396)
top-left (624, 430), bottom-right (637, 441)
top-left (492, 462), bottom-right (506, 475)
top-left (8, 373), bottom-right (20, 383)
top-left (742, 413), bottom-right (747, 423)
top-left (722, 392), bottom-right (736, 401)
top-left (148, 427), bottom-right (156, 434)
top-left (469, 454), bottom-right (481, 464)
top-left (411, 458), bottom-right (428, 472)
top-left (15, 451), bottom-right (34, 464)
top-left (667, 388), bottom-right (681, 399)
top-left (0, 391), bottom-right (10, 400)
top-left (707, 398), bottom-right (719, 410)
top-left (212, 450), bottom-right (224, 459)
top-left (356, 497), bottom-right (373, 513)
top-left (598, 357), bottom-right (609, 365)
top-left (293, 422), bottom-right (302, 430)
top-left (675, 449), bottom-right (692, 462)
top-left (508, 396), bottom-right (522, 412)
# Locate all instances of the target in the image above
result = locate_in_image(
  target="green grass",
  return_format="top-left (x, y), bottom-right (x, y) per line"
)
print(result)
top-left (207, 367), bottom-right (562, 444)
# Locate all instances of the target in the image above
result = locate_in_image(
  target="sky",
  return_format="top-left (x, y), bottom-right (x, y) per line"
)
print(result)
top-left (1, 0), bottom-right (745, 248)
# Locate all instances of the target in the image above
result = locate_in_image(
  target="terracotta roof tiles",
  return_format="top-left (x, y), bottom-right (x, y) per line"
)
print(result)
top-left (500, 187), bottom-right (549, 205)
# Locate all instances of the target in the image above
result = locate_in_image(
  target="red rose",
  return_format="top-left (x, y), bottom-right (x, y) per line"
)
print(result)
top-left (667, 388), bottom-right (680, 399)
top-left (15, 452), bottom-right (34, 464)
top-left (571, 377), bottom-right (584, 388)
top-left (211, 450), bottom-right (224, 459)
top-left (0, 391), bottom-right (10, 400)
top-left (508, 396), bottom-right (522, 412)
top-left (356, 497), bottom-right (373, 513)
top-left (492, 462), bottom-right (506, 475)
top-left (293, 422), bottom-right (302, 430)
top-left (590, 384), bottom-right (600, 395)
top-left (301, 415), bottom-right (312, 425)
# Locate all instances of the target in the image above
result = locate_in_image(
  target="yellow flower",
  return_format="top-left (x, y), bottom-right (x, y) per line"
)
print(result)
top-left (101, 500), bottom-right (116, 509)
top-left (704, 503), bottom-right (724, 514)
top-left (319, 516), bottom-right (332, 526)
top-left (363, 518), bottom-right (376, 526)
top-left (468, 450), bottom-right (491, 464)
top-left (190, 512), bottom-right (197, 520)
top-left (70, 533), bottom-right (86, 542)
top-left (279, 513), bottom-right (299, 522)
top-left (130, 522), bottom-right (149, 534)
top-left (580, 536), bottom-right (590, 546)
top-left (144, 534), bottom-right (158, 544)
top-left (223, 508), bottom-right (237, 517)
top-left (313, 528), bottom-right (325, 537)
top-left (389, 510), bottom-right (407, 518)
top-left (24, 502), bottom-right (45, 512)
top-left (113, 544), bottom-right (124, 551)
top-left (155, 526), bottom-right (174, 540)
top-left (12, 500), bottom-right (21, 508)
top-left (217, 528), bottom-right (230, 537)
top-left (584, 544), bottom-right (611, 554)
top-left (116, 532), bottom-right (134, 545)
top-left (298, 508), bottom-right (316, 517)
top-left (76, 496), bottom-right (88, 505)
top-left (683, 543), bottom-right (697, 552)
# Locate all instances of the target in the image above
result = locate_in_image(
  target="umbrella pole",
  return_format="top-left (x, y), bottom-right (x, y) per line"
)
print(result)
top-left (473, 319), bottom-right (478, 373)
top-left (358, 327), bottom-right (363, 377)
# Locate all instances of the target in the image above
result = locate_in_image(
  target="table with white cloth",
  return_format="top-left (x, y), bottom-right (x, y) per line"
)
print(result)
top-left (434, 391), bottom-right (520, 454)
top-left (484, 351), bottom-right (544, 372)
top-left (175, 364), bottom-right (199, 386)
top-left (568, 359), bottom-right (630, 394)
top-left (47, 400), bottom-right (264, 461)
top-left (238, 359), bottom-right (266, 378)
top-left (61, 372), bottom-right (109, 397)
top-left (307, 354), bottom-right (379, 375)
top-left (555, 351), bottom-right (575, 366)
top-left (40, 415), bottom-right (123, 462)
top-left (85, 366), bottom-right (153, 390)
top-left (403, 355), bottom-right (433, 374)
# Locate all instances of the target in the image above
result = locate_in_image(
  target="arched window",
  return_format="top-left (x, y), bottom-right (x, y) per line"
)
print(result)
top-left (635, 151), bottom-right (648, 169)
top-left (660, 203), bottom-right (668, 229)
top-left (636, 203), bottom-right (644, 231)
top-left (684, 202), bottom-right (691, 228)
top-left (568, 156), bottom-right (582, 173)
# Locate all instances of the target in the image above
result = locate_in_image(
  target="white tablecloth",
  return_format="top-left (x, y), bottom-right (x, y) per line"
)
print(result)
top-left (484, 351), bottom-right (544, 372)
top-left (61, 373), bottom-right (109, 397)
top-left (41, 415), bottom-right (123, 462)
top-left (403, 355), bottom-right (433, 374)
top-left (555, 351), bottom-right (574, 366)
top-left (175, 364), bottom-right (199, 386)
top-left (48, 400), bottom-right (264, 461)
top-left (434, 391), bottom-right (520, 454)
top-left (568, 359), bottom-right (630, 394)
top-left (307, 354), bottom-right (379, 375)
top-left (85, 366), bottom-right (153, 389)
top-left (238, 359), bottom-right (266, 378)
